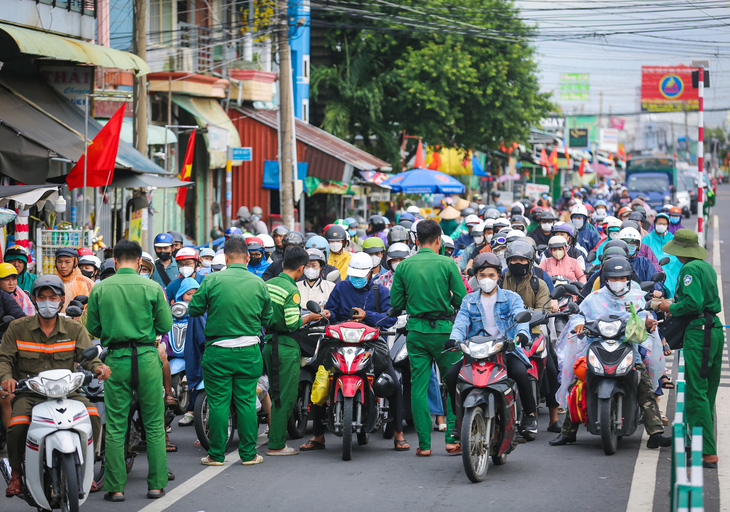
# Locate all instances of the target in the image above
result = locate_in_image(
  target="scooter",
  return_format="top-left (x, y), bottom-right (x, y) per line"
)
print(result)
top-left (287, 322), bottom-right (325, 439)
top-left (383, 313), bottom-right (411, 439)
top-left (1, 345), bottom-right (101, 512)
top-left (450, 310), bottom-right (533, 483)
top-left (169, 301), bottom-right (190, 415)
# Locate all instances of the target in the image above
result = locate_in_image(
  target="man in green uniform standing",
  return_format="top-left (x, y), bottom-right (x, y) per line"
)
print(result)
top-left (189, 236), bottom-right (272, 466)
top-left (86, 240), bottom-right (173, 501)
top-left (659, 229), bottom-right (724, 468)
top-left (391, 220), bottom-right (467, 456)
top-left (263, 246), bottom-right (319, 456)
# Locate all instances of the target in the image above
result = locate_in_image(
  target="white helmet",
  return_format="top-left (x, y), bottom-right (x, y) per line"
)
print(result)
top-left (258, 233), bottom-right (275, 253)
top-left (406, 205), bottom-right (420, 215)
top-left (618, 227), bottom-right (641, 243)
top-left (570, 204), bottom-right (588, 217)
top-left (211, 253), bottom-right (227, 271)
top-left (506, 230), bottom-right (525, 243)
top-left (470, 222), bottom-right (485, 235)
top-left (548, 235), bottom-right (567, 248)
top-left (347, 252), bottom-right (374, 278)
top-left (464, 214), bottom-right (481, 226)
top-left (493, 218), bottom-right (511, 231)
top-left (604, 216), bottom-right (622, 230)
top-left (482, 218), bottom-right (495, 230)
top-left (78, 255), bottom-right (101, 269)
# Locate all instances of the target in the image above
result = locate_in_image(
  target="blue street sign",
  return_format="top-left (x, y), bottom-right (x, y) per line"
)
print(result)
top-left (231, 147), bottom-right (252, 161)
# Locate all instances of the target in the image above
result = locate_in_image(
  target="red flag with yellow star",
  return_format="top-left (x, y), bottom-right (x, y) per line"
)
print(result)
top-left (175, 130), bottom-right (196, 209)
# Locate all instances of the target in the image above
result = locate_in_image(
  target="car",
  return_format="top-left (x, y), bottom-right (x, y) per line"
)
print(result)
top-left (675, 174), bottom-right (692, 218)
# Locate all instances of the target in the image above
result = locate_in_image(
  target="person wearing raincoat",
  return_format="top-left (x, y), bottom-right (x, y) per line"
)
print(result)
top-left (641, 213), bottom-right (682, 298)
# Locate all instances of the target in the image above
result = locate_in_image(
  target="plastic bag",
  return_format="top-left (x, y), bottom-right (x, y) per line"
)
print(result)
top-left (625, 302), bottom-right (648, 344)
top-left (311, 365), bottom-right (330, 405)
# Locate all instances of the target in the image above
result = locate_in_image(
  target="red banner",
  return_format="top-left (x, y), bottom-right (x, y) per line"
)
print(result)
top-left (641, 66), bottom-right (698, 113)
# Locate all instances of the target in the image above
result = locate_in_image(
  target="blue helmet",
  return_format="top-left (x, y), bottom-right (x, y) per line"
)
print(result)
top-left (225, 227), bottom-right (243, 239)
top-left (154, 232), bottom-right (174, 247)
top-left (305, 235), bottom-right (329, 259)
top-left (344, 217), bottom-right (358, 229)
top-left (399, 212), bottom-right (415, 224)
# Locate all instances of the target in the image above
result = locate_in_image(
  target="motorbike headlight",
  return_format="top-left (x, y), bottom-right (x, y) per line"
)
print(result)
top-left (588, 350), bottom-right (604, 375)
top-left (27, 378), bottom-right (44, 395)
top-left (362, 331), bottom-right (378, 341)
top-left (488, 341), bottom-right (504, 357)
top-left (394, 345), bottom-right (408, 363)
top-left (616, 351), bottom-right (634, 375)
top-left (42, 374), bottom-right (83, 398)
top-left (459, 342), bottom-right (471, 356)
top-left (340, 328), bottom-right (365, 343)
top-left (598, 320), bottom-right (621, 338)
top-left (171, 302), bottom-right (188, 319)
top-left (468, 343), bottom-right (490, 359)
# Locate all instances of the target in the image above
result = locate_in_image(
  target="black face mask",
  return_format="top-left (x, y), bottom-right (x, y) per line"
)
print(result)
top-left (508, 262), bottom-right (530, 278)
top-left (250, 254), bottom-right (262, 266)
top-left (80, 269), bottom-right (95, 280)
top-left (156, 251), bottom-right (172, 262)
top-left (172, 248), bottom-right (180, 258)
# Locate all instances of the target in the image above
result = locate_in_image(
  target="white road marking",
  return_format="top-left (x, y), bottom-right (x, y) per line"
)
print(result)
top-left (626, 394), bottom-right (666, 511)
top-left (137, 433), bottom-right (268, 512)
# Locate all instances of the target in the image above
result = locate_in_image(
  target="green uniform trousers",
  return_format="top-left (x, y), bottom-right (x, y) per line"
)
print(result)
top-left (7, 394), bottom-right (101, 471)
top-left (684, 322), bottom-right (725, 455)
top-left (263, 338), bottom-right (300, 450)
top-left (201, 344), bottom-right (263, 462)
top-left (104, 349), bottom-right (168, 493)
top-left (407, 331), bottom-right (461, 451)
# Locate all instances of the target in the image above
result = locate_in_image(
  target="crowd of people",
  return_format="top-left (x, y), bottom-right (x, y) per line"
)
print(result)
top-left (0, 181), bottom-right (724, 502)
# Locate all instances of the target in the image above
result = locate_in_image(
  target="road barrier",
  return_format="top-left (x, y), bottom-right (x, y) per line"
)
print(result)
top-left (670, 350), bottom-right (704, 512)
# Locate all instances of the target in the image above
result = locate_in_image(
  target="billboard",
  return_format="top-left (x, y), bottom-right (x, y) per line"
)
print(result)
top-left (569, 128), bottom-right (589, 148)
top-left (560, 73), bottom-right (590, 101)
top-left (641, 66), bottom-right (698, 112)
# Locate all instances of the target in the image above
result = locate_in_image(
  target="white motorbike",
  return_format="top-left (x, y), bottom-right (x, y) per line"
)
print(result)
top-left (1, 346), bottom-right (100, 512)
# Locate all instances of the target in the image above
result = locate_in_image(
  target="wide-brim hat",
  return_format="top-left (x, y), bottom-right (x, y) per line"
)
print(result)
top-left (662, 229), bottom-right (707, 260)
top-left (439, 205), bottom-right (460, 220)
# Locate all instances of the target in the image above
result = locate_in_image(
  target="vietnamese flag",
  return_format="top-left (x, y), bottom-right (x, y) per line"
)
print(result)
top-left (548, 147), bottom-right (559, 176)
top-left (428, 147), bottom-right (442, 170)
top-left (578, 158), bottom-right (586, 177)
top-left (414, 139), bottom-right (425, 169)
top-left (175, 130), bottom-right (196, 209)
top-left (66, 103), bottom-right (125, 190)
top-left (539, 148), bottom-right (549, 169)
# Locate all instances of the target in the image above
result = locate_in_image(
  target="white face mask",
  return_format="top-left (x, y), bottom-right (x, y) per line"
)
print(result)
top-left (655, 224), bottom-right (668, 234)
top-left (478, 277), bottom-right (498, 294)
top-left (552, 248), bottom-right (565, 260)
top-left (473, 236), bottom-right (484, 245)
top-left (571, 217), bottom-right (585, 230)
top-left (201, 260), bottom-right (212, 267)
top-left (37, 300), bottom-right (61, 319)
top-left (607, 280), bottom-right (628, 295)
top-left (304, 267), bottom-right (320, 280)
top-left (180, 267), bottom-right (194, 278)
top-left (484, 234), bottom-right (493, 244)
top-left (391, 261), bottom-right (399, 271)
top-left (608, 231), bottom-right (619, 240)
top-left (370, 255), bottom-right (382, 267)
top-left (541, 222), bottom-right (553, 232)
top-left (596, 208), bottom-right (607, 217)
top-left (329, 242), bottom-right (343, 253)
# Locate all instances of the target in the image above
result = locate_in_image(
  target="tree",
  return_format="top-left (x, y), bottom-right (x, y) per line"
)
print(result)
top-left (310, 0), bottom-right (553, 167)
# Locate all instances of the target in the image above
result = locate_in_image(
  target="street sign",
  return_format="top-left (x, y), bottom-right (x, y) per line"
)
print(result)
top-left (599, 129), bottom-right (619, 152)
top-left (569, 128), bottom-right (589, 148)
top-left (231, 147), bottom-right (252, 161)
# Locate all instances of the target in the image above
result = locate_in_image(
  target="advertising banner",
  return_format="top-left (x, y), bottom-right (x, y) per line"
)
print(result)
top-left (641, 66), bottom-right (698, 112)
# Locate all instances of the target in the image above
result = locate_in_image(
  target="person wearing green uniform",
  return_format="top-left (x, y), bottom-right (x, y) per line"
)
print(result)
top-left (391, 219), bottom-right (467, 456)
top-left (263, 246), bottom-right (319, 456)
top-left (659, 229), bottom-right (724, 468)
top-left (86, 240), bottom-right (173, 501)
top-left (188, 237), bottom-right (272, 466)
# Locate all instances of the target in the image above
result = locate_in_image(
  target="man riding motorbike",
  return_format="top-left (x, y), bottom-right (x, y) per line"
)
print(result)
top-left (55, 247), bottom-right (94, 312)
top-left (297, 249), bottom-right (335, 311)
top-left (246, 237), bottom-right (271, 278)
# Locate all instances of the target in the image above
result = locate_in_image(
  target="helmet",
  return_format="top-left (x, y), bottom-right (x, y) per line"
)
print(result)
top-left (258, 234), bottom-right (276, 253)
top-left (491, 190), bottom-right (501, 198)
top-left (602, 257), bottom-right (633, 279)
top-left (347, 252), bottom-right (373, 278)
top-left (306, 248), bottom-right (327, 268)
top-left (604, 216), bottom-right (622, 230)
top-left (485, 208), bottom-right (500, 220)
top-left (464, 214), bottom-right (481, 227)
top-left (669, 206), bottom-right (682, 216)
top-left (628, 211), bottom-right (645, 223)
top-left (140, 252), bottom-right (155, 274)
top-left (387, 225), bottom-right (409, 245)
top-left (363, 236), bottom-right (386, 254)
top-left (510, 205), bottom-right (523, 217)
top-left (594, 199), bottom-right (607, 209)
top-left (492, 218), bottom-right (510, 231)
top-left (175, 247), bottom-right (198, 262)
top-left (473, 252), bottom-right (502, 273)
top-left (306, 235), bottom-right (329, 258)
top-left (497, 205), bottom-right (507, 214)
top-left (406, 205), bottom-right (421, 215)
top-left (78, 255), bottom-right (101, 270)
top-left (0, 262), bottom-right (18, 279)
top-left (282, 231), bottom-right (305, 248)
top-left (251, 206), bottom-right (264, 217)
top-left (621, 220), bottom-right (641, 232)
top-left (55, 247), bottom-right (78, 259)
top-left (368, 216), bottom-right (386, 232)
top-left (441, 235), bottom-right (455, 251)
top-left (154, 233), bottom-right (174, 247)
top-left (511, 215), bottom-right (528, 228)
top-left (77, 247), bottom-right (94, 257)
top-left (470, 222), bottom-right (485, 236)
top-left (399, 212), bottom-right (415, 224)
top-left (585, 204), bottom-right (594, 214)
top-left (603, 246), bottom-right (629, 261)
top-left (461, 207), bottom-right (476, 217)
top-left (552, 223), bottom-right (575, 238)
top-left (505, 230), bottom-right (525, 243)
top-left (604, 239), bottom-right (630, 254)
top-left (246, 237), bottom-right (264, 252)
top-left (505, 240), bottom-right (535, 262)
top-left (386, 243), bottom-right (410, 266)
top-left (539, 210), bottom-right (557, 222)
top-left (5, 245), bottom-right (29, 263)
top-left (654, 212), bottom-right (670, 224)
top-left (211, 254), bottom-right (227, 271)
top-left (373, 372), bottom-right (395, 398)
top-left (334, 219), bottom-right (349, 228)
top-left (324, 225), bottom-right (347, 242)
top-left (168, 231), bottom-right (184, 244)
top-left (618, 206), bottom-right (632, 218)
top-left (563, 190), bottom-right (572, 199)
top-left (570, 204), bottom-right (588, 218)
top-left (31, 275), bottom-right (65, 297)
top-left (529, 206), bottom-right (544, 222)
top-left (225, 227), bottom-right (243, 239)
top-left (272, 225), bottom-right (290, 237)
top-left (548, 236), bottom-right (567, 248)
top-left (482, 218), bottom-right (495, 230)
top-left (382, 216), bottom-right (391, 226)
top-left (618, 227), bottom-right (641, 243)
top-left (199, 247), bottom-right (216, 259)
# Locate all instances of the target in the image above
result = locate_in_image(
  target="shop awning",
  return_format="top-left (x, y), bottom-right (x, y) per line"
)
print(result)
top-left (110, 170), bottom-right (192, 189)
top-left (0, 22), bottom-right (150, 75)
top-left (0, 184), bottom-right (59, 209)
top-left (172, 95), bottom-right (241, 169)
top-left (98, 119), bottom-right (178, 146)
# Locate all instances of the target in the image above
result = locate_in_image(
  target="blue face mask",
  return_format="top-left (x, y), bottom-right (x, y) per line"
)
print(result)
top-left (628, 245), bottom-right (637, 256)
top-left (670, 216), bottom-right (680, 225)
top-left (350, 276), bottom-right (368, 289)
top-left (348, 229), bottom-right (357, 237)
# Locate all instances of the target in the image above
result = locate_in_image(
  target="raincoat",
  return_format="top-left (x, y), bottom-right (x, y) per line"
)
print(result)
top-left (59, 267), bottom-right (94, 311)
top-left (641, 230), bottom-right (682, 298)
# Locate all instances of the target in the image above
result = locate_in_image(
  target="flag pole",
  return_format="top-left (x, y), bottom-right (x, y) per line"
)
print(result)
top-left (83, 93), bottom-right (89, 229)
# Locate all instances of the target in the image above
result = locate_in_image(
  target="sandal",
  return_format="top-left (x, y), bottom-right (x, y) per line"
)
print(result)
top-left (165, 393), bottom-right (178, 406)
top-left (416, 448), bottom-right (431, 457)
top-left (166, 440), bottom-right (178, 452)
top-left (299, 440), bottom-right (325, 451)
top-left (394, 439), bottom-right (410, 451)
top-left (445, 443), bottom-right (461, 455)
top-left (660, 375), bottom-right (675, 389)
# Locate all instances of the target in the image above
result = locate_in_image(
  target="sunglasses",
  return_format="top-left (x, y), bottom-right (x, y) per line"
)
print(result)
top-left (491, 236), bottom-right (507, 247)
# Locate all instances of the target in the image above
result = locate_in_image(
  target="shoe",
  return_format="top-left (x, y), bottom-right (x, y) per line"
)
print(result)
top-left (147, 489), bottom-right (165, 499)
top-left (549, 434), bottom-right (576, 446)
top-left (201, 455), bottom-right (224, 466)
top-left (702, 460), bottom-right (718, 469)
top-left (242, 454), bottom-right (264, 465)
top-left (178, 412), bottom-right (194, 427)
top-left (5, 475), bottom-right (21, 497)
top-left (523, 415), bottom-right (538, 441)
top-left (104, 492), bottom-right (125, 502)
top-left (267, 445), bottom-right (299, 456)
top-left (547, 421), bottom-right (562, 433)
top-left (167, 470), bottom-right (175, 481)
top-left (165, 426), bottom-right (172, 434)
top-left (646, 433), bottom-right (672, 449)
top-left (264, 425), bottom-right (270, 436)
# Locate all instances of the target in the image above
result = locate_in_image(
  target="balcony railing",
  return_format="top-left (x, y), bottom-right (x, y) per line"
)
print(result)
top-left (34, 0), bottom-right (96, 17)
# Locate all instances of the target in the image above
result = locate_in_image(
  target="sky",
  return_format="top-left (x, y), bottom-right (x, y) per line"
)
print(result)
top-left (517, 0), bottom-right (730, 128)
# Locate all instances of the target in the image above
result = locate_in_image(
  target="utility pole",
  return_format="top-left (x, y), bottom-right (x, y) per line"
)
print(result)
top-left (133, 0), bottom-right (147, 153)
top-left (278, 0), bottom-right (295, 229)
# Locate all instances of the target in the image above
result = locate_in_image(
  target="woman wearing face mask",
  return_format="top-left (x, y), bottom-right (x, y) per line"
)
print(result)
top-left (666, 206), bottom-right (686, 234)
top-left (538, 237), bottom-right (586, 283)
top-left (374, 243), bottom-right (410, 290)
top-left (324, 225), bottom-right (351, 281)
top-left (642, 213), bottom-right (682, 298)
top-left (165, 247), bottom-right (205, 304)
top-left (590, 216), bottom-right (622, 265)
top-left (78, 255), bottom-right (102, 281)
top-left (618, 227), bottom-right (664, 296)
top-left (297, 249), bottom-right (335, 311)
top-left (362, 236), bottom-right (387, 279)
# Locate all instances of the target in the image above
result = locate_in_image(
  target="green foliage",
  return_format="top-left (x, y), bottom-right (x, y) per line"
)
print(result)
top-left (311, 0), bottom-right (554, 167)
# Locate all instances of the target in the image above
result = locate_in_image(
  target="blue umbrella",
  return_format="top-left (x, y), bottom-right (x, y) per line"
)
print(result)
top-left (380, 168), bottom-right (465, 194)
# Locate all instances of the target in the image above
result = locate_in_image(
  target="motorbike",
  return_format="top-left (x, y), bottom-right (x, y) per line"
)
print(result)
top-left (78, 345), bottom-right (107, 488)
top-left (383, 313), bottom-right (411, 439)
top-left (1, 345), bottom-right (101, 512)
top-left (169, 302), bottom-right (190, 415)
top-left (451, 310), bottom-right (533, 482)
top-left (549, 280), bottom-right (583, 338)
top-left (287, 320), bottom-right (325, 439)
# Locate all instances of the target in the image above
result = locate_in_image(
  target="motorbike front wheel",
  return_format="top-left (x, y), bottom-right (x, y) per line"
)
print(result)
top-left (194, 391), bottom-right (236, 452)
top-left (171, 373), bottom-right (190, 415)
top-left (461, 407), bottom-right (491, 483)
top-left (342, 398), bottom-right (353, 461)
top-left (381, 397), bottom-right (394, 439)
top-left (599, 397), bottom-right (619, 455)
top-left (287, 382), bottom-right (311, 439)
top-left (57, 451), bottom-right (80, 512)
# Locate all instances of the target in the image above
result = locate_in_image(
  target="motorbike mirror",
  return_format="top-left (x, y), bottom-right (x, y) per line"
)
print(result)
top-left (640, 281), bottom-right (655, 292)
top-left (652, 271), bottom-right (666, 283)
top-left (550, 284), bottom-right (566, 300)
top-left (1, 315), bottom-right (15, 326)
top-left (658, 257), bottom-right (670, 267)
top-left (72, 294), bottom-right (89, 305)
top-left (387, 307), bottom-right (400, 318)
top-left (567, 301), bottom-right (580, 314)
top-left (586, 250), bottom-right (597, 262)
top-left (564, 284), bottom-right (580, 296)
top-left (466, 268), bottom-right (475, 278)
top-left (536, 244), bottom-right (547, 253)
top-left (306, 301), bottom-right (322, 314)
top-left (514, 311), bottom-right (532, 324)
top-left (80, 345), bottom-right (102, 363)
top-left (325, 270), bottom-right (340, 282)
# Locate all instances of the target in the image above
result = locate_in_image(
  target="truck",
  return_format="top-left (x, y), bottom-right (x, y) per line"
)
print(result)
top-left (625, 155), bottom-right (676, 212)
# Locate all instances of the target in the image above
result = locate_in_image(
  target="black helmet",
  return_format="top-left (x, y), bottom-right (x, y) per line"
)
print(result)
top-left (282, 231), bottom-right (305, 248)
top-left (539, 210), bottom-right (557, 222)
top-left (602, 246), bottom-right (629, 262)
top-left (604, 239), bottom-right (629, 254)
top-left (461, 207), bottom-right (476, 217)
top-left (168, 231), bottom-right (184, 244)
top-left (505, 240), bottom-right (535, 262)
top-left (55, 247), bottom-right (78, 259)
top-left (272, 225), bottom-right (290, 237)
top-left (387, 225), bottom-right (409, 245)
top-left (510, 205), bottom-right (522, 217)
top-left (99, 258), bottom-right (116, 280)
top-left (529, 206), bottom-right (544, 223)
top-left (368, 216), bottom-right (386, 233)
top-left (472, 252), bottom-right (502, 273)
top-left (31, 275), bottom-right (65, 297)
top-left (628, 211), bottom-right (645, 223)
top-left (511, 214), bottom-right (529, 227)
top-left (373, 372), bottom-right (395, 398)
top-left (620, 220), bottom-right (641, 231)
top-left (491, 190), bottom-right (501, 198)
top-left (602, 257), bottom-right (633, 279)
top-left (324, 225), bottom-right (347, 242)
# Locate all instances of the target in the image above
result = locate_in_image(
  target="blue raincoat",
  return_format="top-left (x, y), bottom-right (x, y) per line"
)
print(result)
top-left (641, 230), bottom-right (682, 298)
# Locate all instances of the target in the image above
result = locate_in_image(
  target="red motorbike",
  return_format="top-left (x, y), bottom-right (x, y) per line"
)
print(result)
top-left (452, 310), bottom-right (532, 482)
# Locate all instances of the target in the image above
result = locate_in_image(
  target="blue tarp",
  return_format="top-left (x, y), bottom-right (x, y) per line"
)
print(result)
top-left (262, 160), bottom-right (308, 190)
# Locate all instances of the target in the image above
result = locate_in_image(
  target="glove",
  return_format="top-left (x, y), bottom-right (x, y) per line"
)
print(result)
top-left (444, 339), bottom-right (458, 350)
top-left (516, 333), bottom-right (529, 347)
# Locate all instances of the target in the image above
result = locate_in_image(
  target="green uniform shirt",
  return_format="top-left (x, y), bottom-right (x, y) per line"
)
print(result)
top-left (390, 247), bottom-right (467, 333)
top-left (188, 263), bottom-right (272, 345)
top-left (0, 315), bottom-right (102, 383)
top-left (669, 258), bottom-right (721, 323)
top-left (86, 267), bottom-right (172, 355)
top-left (266, 273), bottom-right (302, 334)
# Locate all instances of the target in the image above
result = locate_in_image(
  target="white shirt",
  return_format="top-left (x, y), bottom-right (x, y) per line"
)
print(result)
top-left (297, 278), bottom-right (335, 311)
top-left (212, 335), bottom-right (260, 348)
top-left (479, 292), bottom-right (500, 336)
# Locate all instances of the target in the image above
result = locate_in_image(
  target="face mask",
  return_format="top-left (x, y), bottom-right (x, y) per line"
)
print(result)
top-left (139, 272), bottom-right (150, 279)
top-left (552, 248), bottom-right (565, 260)
top-left (156, 251), bottom-right (171, 262)
top-left (571, 217), bottom-right (584, 230)
top-left (508, 262), bottom-right (530, 278)
top-left (541, 222), bottom-right (553, 232)
top-left (473, 236), bottom-right (484, 245)
top-left (607, 280), bottom-right (628, 295)
top-left (391, 261), bottom-right (399, 271)
top-left (251, 215), bottom-right (260, 222)
top-left (484, 234), bottom-right (493, 244)
top-left (670, 216), bottom-right (680, 225)
top-left (628, 245), bottom-right (638, 256)
top-left (249, 255), bottom-right (262, 266)
top-left (371, 255), bottom-right (382, 267)
top-left (608, 231), bottom-right (619, 240)
top-left (80, 269), bottom-right (95, 279)
top-left (201, 260), bottom-right (212, 267)
top-left (655, 224), bottom-right (668, 234)
top-left (596, 208), bottom-right (607, 217)
top-left (348, 229), bottom-right (357, 237)
top-left (478, 277), bottom-right (498, 294)
top-left (497, 252), bottom-right (507, 269)
top-left (37, 300), bottom-right (61, 319)
top-left (329, 242), bottom-right (343, 253)
top-left (304, 267), bottom-right (320, 280)
top-left (350, 276), bottom-right (368, 289)
top-left (180, 267), bottom-right (194, 278)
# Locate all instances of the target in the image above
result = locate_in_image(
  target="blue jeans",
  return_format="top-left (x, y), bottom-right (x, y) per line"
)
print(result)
top-left (427, 366), bottom-right (444, 416)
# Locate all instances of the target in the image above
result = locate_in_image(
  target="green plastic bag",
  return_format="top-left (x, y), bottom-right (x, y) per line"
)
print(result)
top-left (625, 302), bottom-right (648, 344)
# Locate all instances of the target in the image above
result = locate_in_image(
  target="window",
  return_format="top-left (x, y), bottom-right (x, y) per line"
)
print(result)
top-left (302, 54), bottom-right (310, 84)
top-left (301, 99), bottom-right (309, 123)
top-left (149, 0), bottom-right (175, 45)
